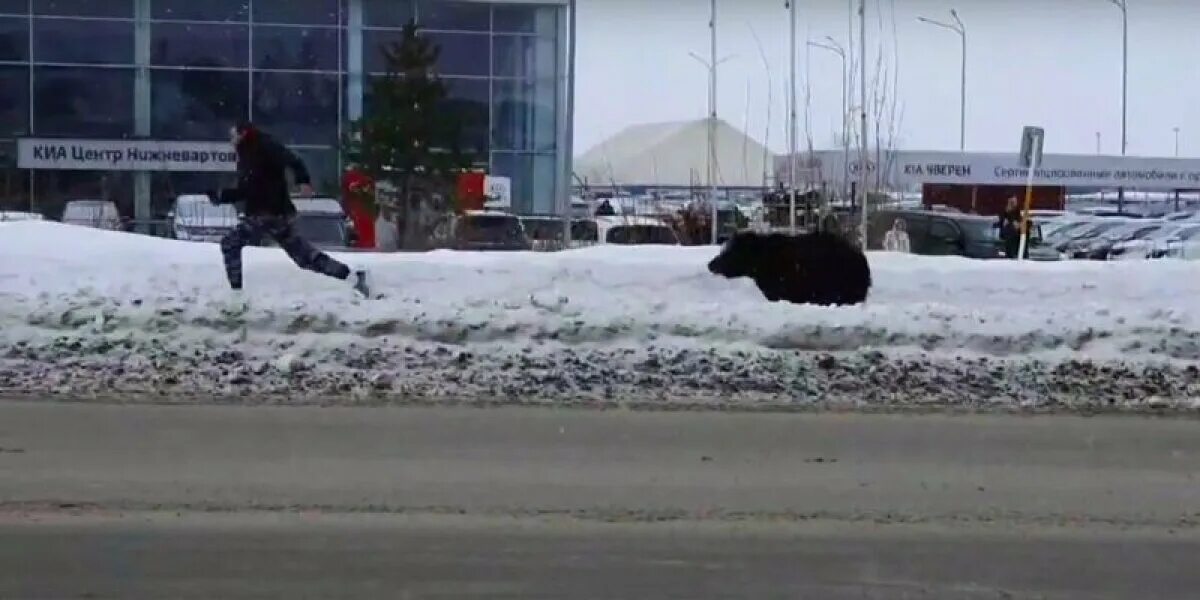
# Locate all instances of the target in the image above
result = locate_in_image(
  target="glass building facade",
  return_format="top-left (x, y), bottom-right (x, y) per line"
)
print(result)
top-left (0, 0), bottom-right (570, 220)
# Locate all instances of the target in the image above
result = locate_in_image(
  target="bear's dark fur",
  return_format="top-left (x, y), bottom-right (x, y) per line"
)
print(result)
top-left (707, 230), bottom-right (871, 306)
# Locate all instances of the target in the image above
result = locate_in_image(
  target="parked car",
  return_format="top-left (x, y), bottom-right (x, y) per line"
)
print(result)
top-left (594, 216), bottom-right (680, 245)
top-left (519, 216), bottom-right (600, 250)
top-left (1049, 219), bottom-right (1134, 253)
top-left (170, 194), bottom-right (238, 242)
top-left (447, 210), bottom-right (532, 251)
top-left (869, 209), bottom-right (1059, 260)
top-left (1153, 225), bottom-right (1200, 259)
top-left (1060, 221), bottom-right (1162, 259)
top-left (0, 211), bottom-right (43, 222)
top-left (290, 197), bottom-right (357, 250)
top-left (62, 199), bottom-right (122, 231)
top-left (1115, 223), bottom-right (1200, 260)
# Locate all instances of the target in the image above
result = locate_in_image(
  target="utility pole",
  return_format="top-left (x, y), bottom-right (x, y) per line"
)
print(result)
top-left (857, 0), bottom-right (868, 249)
top-left (709, 0), bottom-right (719, 244)
top-left (787, 0), bottom-right (798, 234)
top-left (1096, 131), bottom-right (1102, 154)
top-left (1107, 0), bottom-right (1128, 212)
top-left (1174, 126), bottom-right (1180, 157)
top-left (687, 1), bottom-right (731, 245)
top-left (917, 10), bottom-right (966, 150)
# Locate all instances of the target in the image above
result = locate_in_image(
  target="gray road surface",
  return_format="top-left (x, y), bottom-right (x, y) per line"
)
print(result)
top-left (1, 402), bottom-right (1199, 598)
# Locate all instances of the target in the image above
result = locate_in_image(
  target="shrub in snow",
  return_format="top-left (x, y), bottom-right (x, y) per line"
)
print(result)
top-left (707, 230), bottom-right (871, 306)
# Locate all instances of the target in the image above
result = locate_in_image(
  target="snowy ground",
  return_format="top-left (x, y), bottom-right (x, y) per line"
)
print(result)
top-left (3, 221), bottom-right (1200, 413)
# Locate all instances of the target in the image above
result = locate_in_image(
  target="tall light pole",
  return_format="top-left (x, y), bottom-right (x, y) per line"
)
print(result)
top-left (687, 0), bottom-right (732, 245)
top-left (808, 37), bottom-right (848, 199)
top-left (786, 0), bottom-right (799, 233)
top-left (1106, 0), bottom-right (1127, 212)
top-left (857, 0), bottom-right (867, 249)
top-left (918, 10), bottom-right (966, 151)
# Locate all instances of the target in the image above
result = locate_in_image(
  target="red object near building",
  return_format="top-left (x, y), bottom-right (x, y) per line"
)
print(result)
top-left (456, 172), bottom-right (486, 213)
top-left (342, 168), bottom-right (375, 249)
top-left (922, 183), bottom-right (1066, 216)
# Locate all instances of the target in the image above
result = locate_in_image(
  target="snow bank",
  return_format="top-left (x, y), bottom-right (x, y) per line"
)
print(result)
top-left (3, 221), bottom-right (1200, 412)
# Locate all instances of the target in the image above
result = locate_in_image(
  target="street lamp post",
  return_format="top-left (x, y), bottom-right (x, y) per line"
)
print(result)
top-left (687, 0), bottom-right (733, 245)
top-left (786, 0), bottom-right (799, 234)
top-left (918, 10), bottom-right (966, 151)
top-left (1107, 0), bottom-right (1128, 212)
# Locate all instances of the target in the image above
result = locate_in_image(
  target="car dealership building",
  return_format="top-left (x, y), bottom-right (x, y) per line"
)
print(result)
top-left (0, 0), bottom-right (573, 223)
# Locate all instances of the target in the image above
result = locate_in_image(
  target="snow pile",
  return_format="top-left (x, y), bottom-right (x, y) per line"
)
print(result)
top-left (3, 221), bottom-right (1200, 412)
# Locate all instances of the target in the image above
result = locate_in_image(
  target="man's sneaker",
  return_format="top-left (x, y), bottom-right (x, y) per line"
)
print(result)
top-left (351, 269), bottom-right (372, 298)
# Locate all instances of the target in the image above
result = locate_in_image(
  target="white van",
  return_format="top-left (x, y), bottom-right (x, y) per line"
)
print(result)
top-left (62, 200), bottom-right (122, 230)
top-left (593, 216), bottom-right (680, 245)
top-left (170, 194), bottom-right (239, 242)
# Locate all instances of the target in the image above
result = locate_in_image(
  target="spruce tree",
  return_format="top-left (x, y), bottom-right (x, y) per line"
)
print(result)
top-left (343, 20), bottom-right (477, 248)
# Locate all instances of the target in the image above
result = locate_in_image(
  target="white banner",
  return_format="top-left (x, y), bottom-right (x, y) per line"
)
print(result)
top-left (17, 138), bottom-right (237, 172)
top-left (788, 150), bottom-right (1200, 191)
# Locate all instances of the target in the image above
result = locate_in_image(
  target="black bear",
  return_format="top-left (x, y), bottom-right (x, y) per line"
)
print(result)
top-left (707, 230), bottom-right (871, 306)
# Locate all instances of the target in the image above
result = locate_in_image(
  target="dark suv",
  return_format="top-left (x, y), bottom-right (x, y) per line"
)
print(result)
top-left (870, 209), bottom-right (1059, 260)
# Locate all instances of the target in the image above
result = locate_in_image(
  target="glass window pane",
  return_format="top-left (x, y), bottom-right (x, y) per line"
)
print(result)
top-left (362, 0), bottom-right (413, 28)
top-left (0, 65), bottom-right (29, 136)
top-left (152, 69), bottom-right (249, 140)
top-left (291, 147), bottom-right (337, 193)
top-left (33, 0), bottom-right (132, 18)
top-left (493, 77), bottom-right (556, 152)
top-left (422, 31), bottom-right (488, 77)
top-left (415, 0), bottom-right (488, 32)
top-left (152, 23), bottom-right (248, 68)
top-left (493, 34), bottom-right (556, 79)
top-left (0, 0), bottom-right (27, 15)
top-left (491, 152), bottom-right (530, 213)
top-left (0, 16), bottom-right (28, 61)
top-left (152, 0), bottom-right (249, 22)
top-left (252, 71), bottom-right (339, 145)
top-left (34, 170), bottom-right (135, 220)
top-left (34, 66), bottom-right (134, 137)
top-left (493, 5), bottom-right (556, 35)
top-left (531, 153), bottom-right (556, 215)
top-left (252, 0), bottom-right (337, 25)
top-left (34, 18), bottom-right (134, 65)
top-left (441, 77), bottom-right (488, 157)
top-left (362, 28), bottom-right (404, 74)
top-left (253, 26), bottom-right (339, 71)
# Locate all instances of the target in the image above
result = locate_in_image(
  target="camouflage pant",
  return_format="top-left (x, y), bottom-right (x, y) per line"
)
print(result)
top-left (219, 215), bottom-right (350, 290)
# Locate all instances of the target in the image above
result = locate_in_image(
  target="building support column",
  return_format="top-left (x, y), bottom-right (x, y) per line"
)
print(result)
top-left (133, 0), bottom-right (152, 232)
top-left (554, 0), bottom-right (575, 237)
top-left (347, 0), bottom-right (364, 123)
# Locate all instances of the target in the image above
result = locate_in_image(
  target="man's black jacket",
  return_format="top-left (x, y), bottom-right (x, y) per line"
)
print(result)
top-left (214, 130), bottom-right (310, 217)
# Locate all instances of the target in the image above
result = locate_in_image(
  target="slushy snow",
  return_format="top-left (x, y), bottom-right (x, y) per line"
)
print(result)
top-left (3, 220), bottom-right (1200, 412)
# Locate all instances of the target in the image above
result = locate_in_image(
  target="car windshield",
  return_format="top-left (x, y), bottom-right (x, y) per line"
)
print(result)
top-left (462, 215), bottom-right (525, 243)
top-left (958, 219), bottom-right (1001, 243)
top-left (1070, 220), bottom-right (1126, 240)
top-left (520, 219), bottom-right (563, 241)
top-left (294, 215), bottom-right (345, 245)
top-left (606, 225), bottom-right (677, 245)
top-left (1046, 220), bottom-right (1094, 241)
top-left (176, 200), bottom-right (236, 225)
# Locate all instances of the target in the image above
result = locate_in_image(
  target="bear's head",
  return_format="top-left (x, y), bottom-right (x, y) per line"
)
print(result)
top-left (707, 231), bottom-right (763, 279)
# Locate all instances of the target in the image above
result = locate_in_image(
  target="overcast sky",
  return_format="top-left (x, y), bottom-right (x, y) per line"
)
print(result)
top-left (572, 0), bottom-right (1196, 159)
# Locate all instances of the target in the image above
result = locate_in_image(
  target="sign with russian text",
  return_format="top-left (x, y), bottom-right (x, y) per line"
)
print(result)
top-left (795, 150), bottom-right (1200, 191)
top-left (17, 138), bottom-right (237, 172)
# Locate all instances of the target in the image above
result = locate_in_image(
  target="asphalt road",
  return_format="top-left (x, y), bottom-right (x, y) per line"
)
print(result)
top-left (2, 401), bottom-right (1200, 598)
